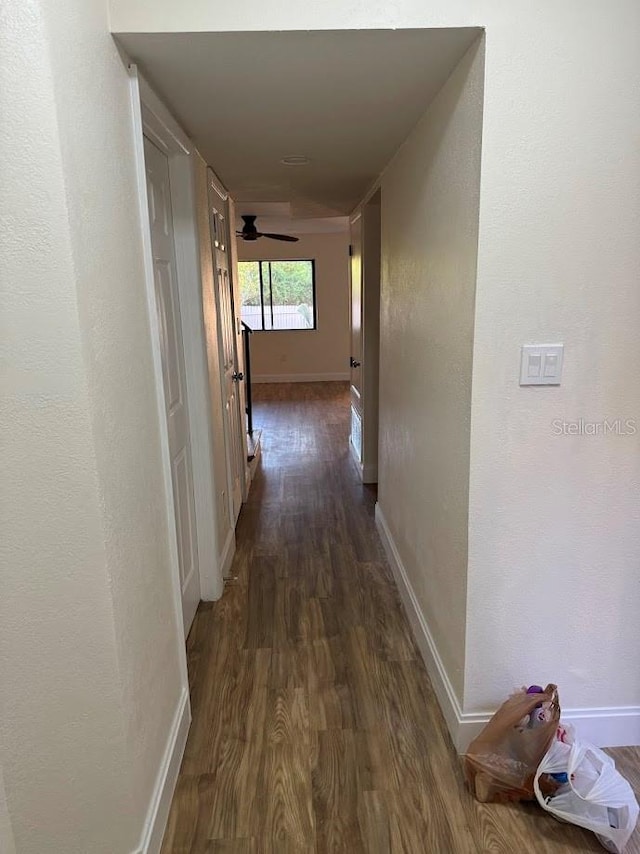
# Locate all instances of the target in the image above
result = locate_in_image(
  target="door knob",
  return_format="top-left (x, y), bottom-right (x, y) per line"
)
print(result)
top-left (232, 371), bottom-right (244, 382)
top-left (350, 357), bottom-right (361, 368)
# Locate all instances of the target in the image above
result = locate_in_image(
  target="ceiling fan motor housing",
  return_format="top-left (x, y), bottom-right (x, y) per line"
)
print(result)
top-left (241, 215), bottom-right (259, 239)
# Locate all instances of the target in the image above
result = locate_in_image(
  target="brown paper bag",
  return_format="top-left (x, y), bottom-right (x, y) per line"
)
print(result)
top-left (464, 684), bottom-right (561, 803)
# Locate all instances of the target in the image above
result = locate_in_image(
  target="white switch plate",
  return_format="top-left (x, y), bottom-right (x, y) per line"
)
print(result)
top-left (520, 344), bottom-right (564, 385)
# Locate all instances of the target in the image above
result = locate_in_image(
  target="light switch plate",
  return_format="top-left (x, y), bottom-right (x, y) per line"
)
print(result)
top-left (520, 344), bottom-right (564, 385)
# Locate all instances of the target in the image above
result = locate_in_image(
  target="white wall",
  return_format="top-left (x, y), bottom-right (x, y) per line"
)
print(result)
top-left (1, 5), bottom-right (133, 851)
top-left (109, 0), bottom-right (640, 740)
top-left (1, 0), bottom-right (188, 850)
top-left (465, 13), bottom-right (640, 718)
top-left (43, 0), bottom-right (187, 817)
top-left (237, 232), bottom-right (350, 381)
top-left (0, 768), bottom-right (16, 854)
top-left (378, 39), bottom-right (484, 701)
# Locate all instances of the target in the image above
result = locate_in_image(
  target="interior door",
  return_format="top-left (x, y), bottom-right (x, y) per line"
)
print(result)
top-left (349, 214), bottom-right (364, 461)
top-left (144, 136), bottom-right (200, 637)
top-left (208, 176), bottom-right (243, 524)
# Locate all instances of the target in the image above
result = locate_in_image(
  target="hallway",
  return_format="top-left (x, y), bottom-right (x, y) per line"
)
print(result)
top-left (161, 383), bottom-right (637, 853)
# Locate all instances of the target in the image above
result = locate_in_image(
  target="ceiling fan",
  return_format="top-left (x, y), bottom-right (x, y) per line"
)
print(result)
top-left (236, 215), bottom-right (299, 243)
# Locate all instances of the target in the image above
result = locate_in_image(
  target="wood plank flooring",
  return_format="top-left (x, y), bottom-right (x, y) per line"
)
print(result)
top-left (162, 381), bottom-right (640, 853)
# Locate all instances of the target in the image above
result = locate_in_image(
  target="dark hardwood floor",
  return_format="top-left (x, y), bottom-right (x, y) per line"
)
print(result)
top-left (161, 381), bottom-right (639, 853)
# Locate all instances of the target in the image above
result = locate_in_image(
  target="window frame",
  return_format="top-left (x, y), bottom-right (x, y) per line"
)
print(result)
top-left (239, 258), bottom-right (318, 333)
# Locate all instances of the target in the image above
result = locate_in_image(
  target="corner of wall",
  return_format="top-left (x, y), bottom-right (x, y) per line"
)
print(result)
top-left (131, 688), bottom-right (190, 854)
top-left (375, 504), bottom-right (466, 749)
top-left (376, 31), bottom-right (486, 744)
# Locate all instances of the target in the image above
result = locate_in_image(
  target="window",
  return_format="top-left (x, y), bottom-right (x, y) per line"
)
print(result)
top-left (238, 260), bottom-right (316, 331)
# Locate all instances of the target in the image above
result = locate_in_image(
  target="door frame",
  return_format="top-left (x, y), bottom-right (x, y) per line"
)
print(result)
top-left (349, 191), bottom-right (382, 485)
top-left (129, 66), bottom-right (224, 637)
top-left (206, 172), bottom-right (245, 528)
top-left (348, 210), bottom-right (363, 462)
top-left (226, 196), bottom-right (251, 501)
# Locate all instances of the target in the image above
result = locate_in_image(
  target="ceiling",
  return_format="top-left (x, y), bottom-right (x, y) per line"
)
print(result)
top-left (233, 203), bottom-right (349, 236)
top-left (118, 28), bottom-right (480, 216)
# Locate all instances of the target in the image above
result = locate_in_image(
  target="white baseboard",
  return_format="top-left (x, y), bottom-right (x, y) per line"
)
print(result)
top-left (374, 503), bottom-right (640, 753)
top-left (348, 441), bottom-right (378, 485)
top-left (453, 706), bottom-right (640, 753)
top-left (361, 462), bottom-right (378, 484)
top-left (553, 707), bottom-right (640, 748)
top-left (200, 528), bottom-right (234, 602)
top-left (248, 440), bottom-right (262, 482)
top-left (252, 372), bottom-right (350, 383)
top-left (348, 435), bottom-right (361, 466)
top-left (375, 503), bottom-right (466, 749)
top-left (133, 687), bottom-right (190, 854)
top-left (220, 527), bottom-right (236, 579)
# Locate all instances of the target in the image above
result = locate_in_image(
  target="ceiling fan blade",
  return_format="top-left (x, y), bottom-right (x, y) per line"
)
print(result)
top-left (260, 232), bottom-right (299, 242)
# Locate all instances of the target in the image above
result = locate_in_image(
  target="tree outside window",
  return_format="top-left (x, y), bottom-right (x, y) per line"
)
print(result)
top-left (238, 260), bottom-right (316, 331)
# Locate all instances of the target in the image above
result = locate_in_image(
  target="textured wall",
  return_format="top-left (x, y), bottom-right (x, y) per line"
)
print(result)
top-left (41, 0), bottom-right (185, 815)
top-left (464, 5), bottom-right (640, 712)
top-left (237, 232), bottom-right (350, 380)
top-left (378, 40), bottom-right (484, 701)
top-left (1, 0), bottom-right (187, 850)
top-left (1, 3), bottom-right (135, 851)
top-left (0, 768), bottom-right (16, 854)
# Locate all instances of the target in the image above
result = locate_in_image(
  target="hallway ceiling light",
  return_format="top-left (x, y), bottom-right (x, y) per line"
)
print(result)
top-left (280, 155), bottom-right (310, 166)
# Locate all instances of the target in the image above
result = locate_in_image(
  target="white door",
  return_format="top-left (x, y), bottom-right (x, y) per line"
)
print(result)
top-left (349, 214), bottom-right (364, 461)
top-left (144, 136), bottom-right (200, 637)
top-left (208, 176), bottom-right (244, 524)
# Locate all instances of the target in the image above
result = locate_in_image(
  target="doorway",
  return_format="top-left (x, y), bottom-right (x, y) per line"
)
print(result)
top-left (349, 190), bottom-right (382, 484)
top-left (208, 172), bottom-right (246, 527)
top-left (144, 135), bottom-right (201, 635)
top-left (131, 69), bottom-right (224, 643)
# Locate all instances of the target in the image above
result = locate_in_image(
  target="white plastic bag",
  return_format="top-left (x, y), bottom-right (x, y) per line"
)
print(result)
top-left (534, 727), bottom-right (639, 853)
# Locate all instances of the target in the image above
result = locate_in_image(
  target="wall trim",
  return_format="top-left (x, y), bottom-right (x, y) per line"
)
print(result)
top-left (452, 707), bottom-right (640, 753)
top-left (252, 372), bottom-right (350, 383)
top-left (136, 75), bottom-right (191, 156)
top-left (347, 436), bottom-right (378, 485)
top-left (247, 436), bottom-right (262, 483)
top-left (361, 462), bottom-right (378, 484)
top-left (560, 706), bottom-right (640, 748)
top-left (375, 503), bottom-right (640, 752)
top-left (348, 432), bottom-right (361, 467)
top-left (220, 527), bottom-right (236, 580)
top-left (375, 503), bottom-right (466, 749)
top-left (133, 688), bottom-right (190, 854)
